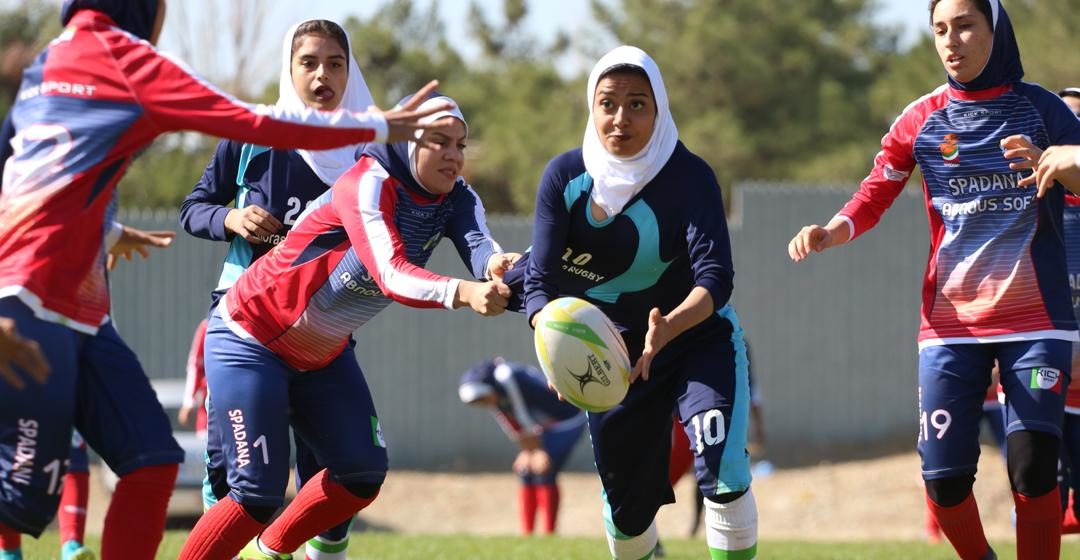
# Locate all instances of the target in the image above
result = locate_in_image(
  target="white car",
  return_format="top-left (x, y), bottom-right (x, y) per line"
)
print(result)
top-left (100, 379), bottom-right (207, 494)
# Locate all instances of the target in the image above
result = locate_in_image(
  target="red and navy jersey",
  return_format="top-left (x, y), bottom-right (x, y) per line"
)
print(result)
top-left (1062, 195), bottom-right (1080, 411)
top-left (837, 82), bottom-right (1080, 348)
top-left (0, 10), bottom-right (388, 334)
top-left (221, 155), bottom-right (500, 371)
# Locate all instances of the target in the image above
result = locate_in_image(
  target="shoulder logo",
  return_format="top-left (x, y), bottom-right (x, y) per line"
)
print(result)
top-left (939, 134), bottom-right (961, 167)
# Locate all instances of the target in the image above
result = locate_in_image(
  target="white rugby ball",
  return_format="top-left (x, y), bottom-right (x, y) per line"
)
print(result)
top-left (533, 297), bottom-right (631, 412)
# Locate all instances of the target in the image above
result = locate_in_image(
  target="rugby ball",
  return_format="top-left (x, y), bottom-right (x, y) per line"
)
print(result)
top-left (533, 297), bottom-right (631, 412)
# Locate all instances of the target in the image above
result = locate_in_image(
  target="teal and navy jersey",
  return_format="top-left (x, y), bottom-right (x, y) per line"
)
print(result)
top-left (180, 139), bottom-right (335, 299)
top-left (524, 142), bottom-right (734, 359)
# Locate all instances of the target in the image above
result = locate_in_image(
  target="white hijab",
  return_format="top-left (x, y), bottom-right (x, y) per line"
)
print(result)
top-left (407, 95), bottom-right (467, 193)
top-left (277, 20), bottom-right (375, 186)
top-left (583, 46), bottom-right (679, 218)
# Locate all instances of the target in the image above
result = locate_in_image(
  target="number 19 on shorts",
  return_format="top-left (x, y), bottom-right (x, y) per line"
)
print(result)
top-left (919, 408), bottom-right (952, 441)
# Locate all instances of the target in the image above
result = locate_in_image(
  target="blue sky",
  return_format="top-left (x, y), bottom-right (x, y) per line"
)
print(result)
top-left (149, 0), bottom-right (932, 87)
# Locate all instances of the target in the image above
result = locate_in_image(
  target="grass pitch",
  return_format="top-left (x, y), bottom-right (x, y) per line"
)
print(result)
top-left (18, 531), bottom-right (1080, 559)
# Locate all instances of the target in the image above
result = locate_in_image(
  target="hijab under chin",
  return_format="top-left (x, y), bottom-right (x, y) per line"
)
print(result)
top-left (582, 45), bottom-right (679, 219)
top-left (361, 93), bottom-right (467, 197)
top-left (277, 20), bottom-right (375, 186)
top-left (948, 0), bottom-right (1023, 92)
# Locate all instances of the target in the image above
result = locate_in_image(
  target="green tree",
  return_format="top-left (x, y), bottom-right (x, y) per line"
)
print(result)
top-left (0, 0), bottom-right (59, 114)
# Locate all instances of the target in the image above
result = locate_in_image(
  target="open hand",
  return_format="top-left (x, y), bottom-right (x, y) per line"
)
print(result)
top-left (108, 226), bottom-right (175, 270)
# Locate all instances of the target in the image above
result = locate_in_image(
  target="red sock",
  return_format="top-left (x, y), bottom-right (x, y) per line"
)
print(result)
top-left (178, 496), bottom-right (264, 560)
top-left (924, 507), bottom-right (942, 543)
top-left (536, 484), bottom-right (560, 534)
top-left (519, 484), bottom-right (538, 535)
top-left (101, 464), bottom-right (178, 560)
top-left (925, 492), bottom-right (991, 560)
top-left (260, 469), bottom-right (377, 554)
top-left (1014, 489), bottom-right (1061, 560)
top-left (59, 471), bottom-right (90, 544)
top-left (0, 523), bottom-right (21, 551)
top-left (668, 423), bottom-right (693, 487)
top-left (1064, 493), bottom-right (1080, 534)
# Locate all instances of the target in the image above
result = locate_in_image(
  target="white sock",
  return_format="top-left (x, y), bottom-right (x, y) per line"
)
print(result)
top-left (704, 487), bottom-right (758, 558)
top-left (305, 535), bottom-right (349, 560)
top-left (605, 518), bottom-right (658, 559)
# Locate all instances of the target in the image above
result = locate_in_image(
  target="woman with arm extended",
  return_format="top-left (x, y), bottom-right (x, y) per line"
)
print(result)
top-left (179, 94), bottom-right (517, 559)
top-left (788, 2), bottom-right (1080, 558)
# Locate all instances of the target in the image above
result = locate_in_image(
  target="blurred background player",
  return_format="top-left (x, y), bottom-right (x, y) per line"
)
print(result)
top-left (1060, 88), bottom-right (1080, 119)
top-left (1061, 187), bottom-right (1080, 534)
top-left (179, 94), bottom-right (518, 560)
top-left (525, 46), bottom-right (756, 560)
top-left (179, 19), bottom-right (376, 560)
top-left (789, 1), bottom-right (1080, 558)
top-left (178, 318), bottom-right (209, 440)
top-left (458, 358), bottom-right (586, 535)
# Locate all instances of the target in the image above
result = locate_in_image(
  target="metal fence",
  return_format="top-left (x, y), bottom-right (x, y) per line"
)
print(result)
top-left (111, 183), bottom-right (930, 471)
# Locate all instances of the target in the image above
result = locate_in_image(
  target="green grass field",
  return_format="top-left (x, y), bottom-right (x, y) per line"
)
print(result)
top-left (16, 532), bottom-right (1080, 559)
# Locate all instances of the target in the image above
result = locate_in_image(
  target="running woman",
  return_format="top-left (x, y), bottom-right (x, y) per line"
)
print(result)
top-left (179, 19), bottom-right (378, 559)
top-left (788, 2), bottom-right (1080, 558)
top-left (524, 46), bottom-right (756, 560)
top-left (179, 94), bottom-right (516, 560)
top-left (458, 358), bottom-right (587, 535)
top-left (0, 0), bottom-right (451, 556)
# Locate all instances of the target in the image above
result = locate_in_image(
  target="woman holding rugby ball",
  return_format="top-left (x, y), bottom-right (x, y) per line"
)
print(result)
top-left (524, 46), bottom-right (756, 560)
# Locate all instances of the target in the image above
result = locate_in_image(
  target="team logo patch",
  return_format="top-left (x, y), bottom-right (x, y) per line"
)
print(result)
top-left (939, 133), bottom-right (961, 166)
top-left (1029, 368), bottom-right (1063, 393)
top-left (371, 416), bottom-right (386, 448)
top-left (883, 164), bottom-right (910, 182)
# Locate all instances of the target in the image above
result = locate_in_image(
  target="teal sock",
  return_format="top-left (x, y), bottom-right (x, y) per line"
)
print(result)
top-left (0, 549), bottom-right (21, 560)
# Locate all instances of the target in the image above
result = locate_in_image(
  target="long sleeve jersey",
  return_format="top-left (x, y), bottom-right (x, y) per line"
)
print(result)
top-left (525, 142), bottom-right (734, 361)
top-left (0, 10), bottom-right (388, 334)
top-left (221, 155), bottom-right (501, 371)
top-left (1063, 195), bottom-right (1080, 412)
top-left (180, 140), bottom-right (335, 299)
top-left (836, 83), bottom-right (1080, 348)
top-left (487, 362), bottom-right (585, 441)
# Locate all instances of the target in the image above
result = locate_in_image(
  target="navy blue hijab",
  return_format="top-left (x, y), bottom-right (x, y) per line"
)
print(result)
top-left (945, 0), bottom-right (1023, 91)
top-left (361, 92), bottom-right (465, 199)
top-left (61, 0), bottom-right (160, 41)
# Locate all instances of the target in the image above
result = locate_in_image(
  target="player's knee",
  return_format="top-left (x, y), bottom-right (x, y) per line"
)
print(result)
top-left (339, 479), bottom-right (382, 499)
top-left (925, 474), bottom-right (975, 507)
top-left (606, 518), bottom-right (657, 559)
top-left (705, 489), bottom-right (748, 506)
top-left (1007, 430), bottom-right (1059, 497)
top-left (240, 502), bottom-right (279, 524)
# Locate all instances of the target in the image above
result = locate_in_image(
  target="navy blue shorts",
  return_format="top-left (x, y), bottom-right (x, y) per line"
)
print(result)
top-left (68, 431), bottom-right (88, 474)
top-left (0, 297), bottom-right (182, 536)
top-left (918, 339), bottom-right (1070, 480)
top-left (204, 311), bottom-right (388, 509)
top-left (592, 306), bottom-right (751, 537)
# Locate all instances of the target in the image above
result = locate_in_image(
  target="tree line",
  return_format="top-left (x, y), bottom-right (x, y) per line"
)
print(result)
top-left (2, 0), bottom-right (1078, 214)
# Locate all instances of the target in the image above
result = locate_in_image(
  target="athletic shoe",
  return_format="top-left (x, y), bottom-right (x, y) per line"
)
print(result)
top-left (60, 540), bottom-right (96, 560)
top-left (238, 539), bottom-right (293, 560)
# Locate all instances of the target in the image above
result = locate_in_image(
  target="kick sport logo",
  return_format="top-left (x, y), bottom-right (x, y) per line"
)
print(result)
top-left (567, 354), bottom-right (612, 395)
top-left (1029, 367), bottom-right (1063, 393)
